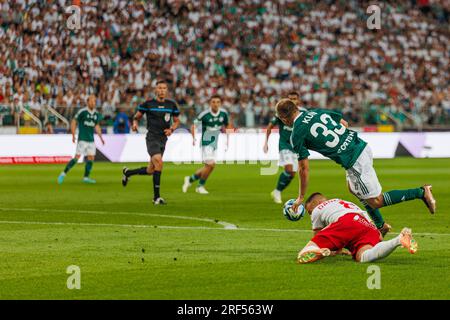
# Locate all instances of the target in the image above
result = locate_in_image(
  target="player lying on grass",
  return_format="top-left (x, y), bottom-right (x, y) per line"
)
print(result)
top-left (58, 94), bottom-right (105, 184)
top-left (182, 95), bottom-right (232, 194)
top-left (296, 193), bottom-right (418, 264)
top-left (275, 98), bottom-right (436, 236)
top-left (263, 92), bottom-right (307, 204)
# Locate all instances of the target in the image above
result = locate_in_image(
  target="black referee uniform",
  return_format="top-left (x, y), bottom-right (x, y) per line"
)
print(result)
top-left (137, 98), bottom-right (180, 156)
top-left (122, 98), bottom-right (180, 203)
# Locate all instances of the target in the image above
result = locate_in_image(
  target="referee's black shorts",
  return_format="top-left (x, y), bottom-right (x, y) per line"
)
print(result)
top-left (146, 135), bottom-right (167, 157)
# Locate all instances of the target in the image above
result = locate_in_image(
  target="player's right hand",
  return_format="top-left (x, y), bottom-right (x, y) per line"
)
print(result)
top-left (72, 136), bottom-right (76, 143)
top-left (263, 143), bottom-right (268, 153)
top-left (292, 196), bottom-right (304, 212)
top-left (132, 123), bottom-right (138, 132)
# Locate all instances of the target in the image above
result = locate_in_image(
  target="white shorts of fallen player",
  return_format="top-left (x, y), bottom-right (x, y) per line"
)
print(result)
top-left (346, 145), bottom-right (382, 200)
top-left (278, 149), bottom-right (298, 172)
top-left (76, 141), bottom-right (96, 156)
top-left (202, 145), bottom-right (217, 164)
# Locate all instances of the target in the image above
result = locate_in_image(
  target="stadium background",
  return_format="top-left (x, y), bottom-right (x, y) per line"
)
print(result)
top-left (0, 0), bottom-right (448, 136)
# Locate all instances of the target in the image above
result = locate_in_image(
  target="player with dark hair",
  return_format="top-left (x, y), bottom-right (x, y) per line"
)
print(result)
top-left (122, 80), bottom-right (180, 205)
top-left (182, 95), bottom-right (232, 194)
top-left (275, 98), bottom-right (436, 235)
top-left (296, 193), bottom-right (417, 264)
top-left (287, 91), bottom-right (301, 106)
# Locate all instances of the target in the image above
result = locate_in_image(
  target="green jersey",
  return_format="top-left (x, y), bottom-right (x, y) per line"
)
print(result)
top-left (75, 108), bottom-right (102, 142)
top-left (270, 116), bottom-right (294, 152)
top-left (195, 108), bottom-right (229, 149)
top-left (291, 109), bottom-right (367, 169)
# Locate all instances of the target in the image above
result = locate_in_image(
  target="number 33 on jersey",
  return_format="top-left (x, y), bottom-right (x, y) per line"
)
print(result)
top-left (290, 109), bottom-right (367, 169)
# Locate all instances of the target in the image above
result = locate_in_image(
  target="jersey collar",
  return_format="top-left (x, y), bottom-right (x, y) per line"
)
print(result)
top-left (209, 108), bottom-right (220, 117)
top-left (292, 112), bottom-right (302, 127)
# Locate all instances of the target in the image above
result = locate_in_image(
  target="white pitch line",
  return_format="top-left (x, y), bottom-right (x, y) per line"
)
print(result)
top-left (0, 207), bottom-right (237, 230)
top-left (0, 220), bottom-right (448, 237)
top-left (0, 220), bottom-right (222, 230)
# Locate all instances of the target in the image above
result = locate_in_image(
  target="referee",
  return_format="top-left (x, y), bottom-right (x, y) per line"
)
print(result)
top-left (122, 80), bottom-right (180, 205)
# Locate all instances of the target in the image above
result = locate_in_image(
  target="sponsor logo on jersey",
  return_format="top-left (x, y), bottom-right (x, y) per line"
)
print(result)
top-left (337, 131), bottom-right (355, 154)
top-left (83, 120), bottom-right (95, 127)
top-left (206, 125), bottom-right (221, 131)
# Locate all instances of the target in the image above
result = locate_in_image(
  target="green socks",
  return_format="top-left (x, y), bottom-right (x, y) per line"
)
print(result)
top-left (382, 188), bottom-right (424, 207)
top-left (361, 200), bottom-right (385, 229)
top-left (276, 171), bottom-right (294, 192)
top-left (199, 179), bottom-right (206, 186)
top-left (63, 158), bottom-right (94, 179)
top-left (360, 187), bottom-right (424, 229)
top-left (84, 160), bottom-right (93, 178)
top-left (64, 158), bottom-right (78, 173)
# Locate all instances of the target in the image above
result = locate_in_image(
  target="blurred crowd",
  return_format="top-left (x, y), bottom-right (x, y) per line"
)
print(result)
top-left (0, 0), bottom-right (449, 132)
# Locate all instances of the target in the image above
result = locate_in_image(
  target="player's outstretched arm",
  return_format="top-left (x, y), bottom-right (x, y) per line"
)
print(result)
top-left (132, 111), bottom-right (143, 132)
top-left (164, 116), bottom-right (180, 136)
top-left (190, 124), bottom-right (196, 145)
top-left (263, 122), bottom-right (274, 153)
top-left (293, 158), bottom-right (309, 211)
top-left (70, 119), bottom-right (77, 143)
top-left (95, 124), bottom-right (105, 145)
top-left (225, 123), bottom-right (233, 150)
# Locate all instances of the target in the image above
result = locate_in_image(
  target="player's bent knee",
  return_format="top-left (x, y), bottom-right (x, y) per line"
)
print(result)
top-left (205, 161), bottom-right (215, 168)
top-left (151, 158), bottom-right (163, 170)
top-left (366, 196), bottom-right (384, 208)
top-left (355, 245), bottom-right (373, 262)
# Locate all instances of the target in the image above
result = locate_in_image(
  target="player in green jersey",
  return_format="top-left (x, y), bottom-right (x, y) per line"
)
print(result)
top-left (182, 95), bottom-right (233, 194)
top-left (58, 95), bottom-right (105, 184)
top-left (275, 98), bottom-right (436, 235)
top-left (263, 92), bottom-right (307, 203)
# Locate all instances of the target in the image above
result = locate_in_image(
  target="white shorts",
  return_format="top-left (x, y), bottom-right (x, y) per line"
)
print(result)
top-left (76, 141), bottom-right (96, 156)
top-left (346, 145), bottom-right (382, 200)
top-left (202, 145), bottom-right (217, 163)
top-left (279, 149), bottom-right (298, 171)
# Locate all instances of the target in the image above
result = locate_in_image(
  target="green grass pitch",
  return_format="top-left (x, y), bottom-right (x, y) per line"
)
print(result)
top-left (0, 158), bottom-right (449, 299)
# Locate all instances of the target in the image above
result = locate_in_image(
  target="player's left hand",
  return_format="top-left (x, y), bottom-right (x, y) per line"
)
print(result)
top-left (100, 138), bottom-right (105, 145)
top-left (164, 128), bottom-right (173, 136)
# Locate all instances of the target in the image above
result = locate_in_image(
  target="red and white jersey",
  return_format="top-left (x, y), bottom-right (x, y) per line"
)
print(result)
top-left (311, 199), bottom-right (372, 230)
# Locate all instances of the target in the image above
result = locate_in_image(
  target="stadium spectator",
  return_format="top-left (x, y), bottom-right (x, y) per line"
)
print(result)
top-left (113, 109), bottom-right (131, 134)
top-left (0, 0), bottom-right (448, 129)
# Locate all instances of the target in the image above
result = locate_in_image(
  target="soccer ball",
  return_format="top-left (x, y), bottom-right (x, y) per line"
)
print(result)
top-left (283, 199), bottom-right (306, 221)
